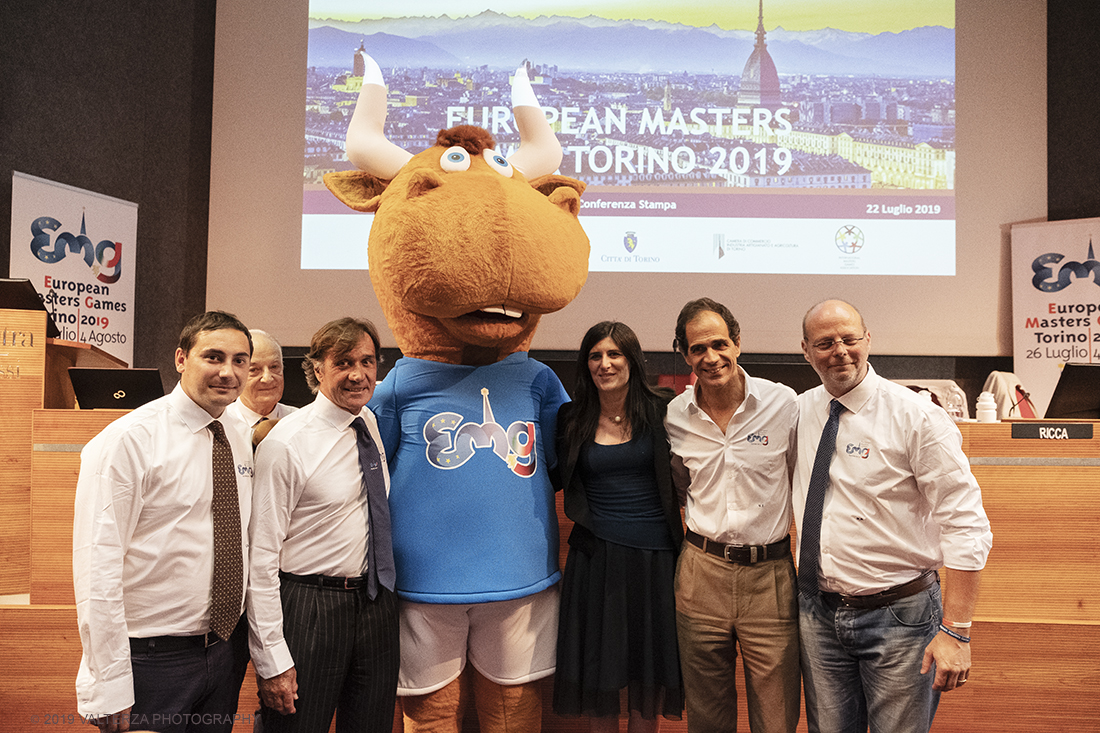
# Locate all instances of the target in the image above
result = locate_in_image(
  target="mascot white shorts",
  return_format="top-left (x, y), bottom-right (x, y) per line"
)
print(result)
top-left (396, 585), bottom-right (560, 695)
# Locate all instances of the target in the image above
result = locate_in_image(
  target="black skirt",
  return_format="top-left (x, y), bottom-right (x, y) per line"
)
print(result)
top-left (553, 525), bottom-right (684, 720)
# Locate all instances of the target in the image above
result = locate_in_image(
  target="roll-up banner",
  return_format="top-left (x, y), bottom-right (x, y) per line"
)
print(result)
top-left (9, 172), bottom-right (138, 366)
top-left (1010, 218), bottom-right (1100, 417)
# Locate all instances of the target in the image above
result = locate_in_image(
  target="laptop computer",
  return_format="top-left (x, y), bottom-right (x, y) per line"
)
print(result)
top-left (1043, 363), bottom-right (1100, 420)
top-left (0, 277), bottom-right (61, 338)
top-left (69, 367), bottom-right (164, 409)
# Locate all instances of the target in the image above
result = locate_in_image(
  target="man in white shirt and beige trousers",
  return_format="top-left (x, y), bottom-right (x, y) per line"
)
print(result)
top-left (74, 311), bottom-right (255, 733)
top-left (665, 298), bottom-right (801, 733)
top-left (795, 299), bottom-right (992, 733)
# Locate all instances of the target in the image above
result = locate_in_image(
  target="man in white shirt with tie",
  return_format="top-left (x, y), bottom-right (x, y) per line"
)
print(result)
top-left (247, 316), bottom-right (398, 732)
top-left (794, 299), bottom-right (992, 733)
top-left (74, 311), bottom-right (254, 733)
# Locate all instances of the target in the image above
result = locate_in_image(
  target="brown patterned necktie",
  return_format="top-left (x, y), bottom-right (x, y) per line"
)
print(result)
top-left (208, 420), bottom-right (243, 640)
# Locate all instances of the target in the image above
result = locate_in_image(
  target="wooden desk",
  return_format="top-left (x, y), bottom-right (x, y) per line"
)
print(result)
top-left (1, 306), bottom-right (124, 595)
top-left (957, 420), bottom-right (1100, 625)
top-left (938, 420), bottom-right (1100, 730)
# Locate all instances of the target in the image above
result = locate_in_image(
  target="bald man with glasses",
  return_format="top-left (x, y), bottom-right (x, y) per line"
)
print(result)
top-left (794, 299), bottom-right (992, 733)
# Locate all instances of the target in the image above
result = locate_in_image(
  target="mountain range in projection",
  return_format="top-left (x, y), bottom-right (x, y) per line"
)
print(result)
top-left (306, 10), bottom-right (954, 78)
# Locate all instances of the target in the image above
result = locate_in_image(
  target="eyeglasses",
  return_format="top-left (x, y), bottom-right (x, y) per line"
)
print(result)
top-left (810, 335), bottom-right (866, 353)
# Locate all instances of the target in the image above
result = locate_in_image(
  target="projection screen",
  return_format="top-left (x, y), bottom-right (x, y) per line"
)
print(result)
top-left (208, 0), bottom-right (1046, 356)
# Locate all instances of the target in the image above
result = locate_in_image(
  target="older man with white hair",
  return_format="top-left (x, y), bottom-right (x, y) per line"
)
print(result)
top-left (226, 330), bottom-right (298, 435)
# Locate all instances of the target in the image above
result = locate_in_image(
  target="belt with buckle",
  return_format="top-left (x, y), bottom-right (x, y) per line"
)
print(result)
top-left (686, 529), bottom-right (791, 565)
top-left (824, 570), bottom-right (938, 610)
top-left (280, 570), bottom-right (367, 590)
top-left (129, 629), bottom-right (228, 653)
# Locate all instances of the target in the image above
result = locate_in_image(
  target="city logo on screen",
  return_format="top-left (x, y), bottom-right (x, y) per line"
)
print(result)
top-left (1031, 240), bottom-right (1100, 292)
top-left (28, 213), bottom-right (123, 284)
top-left (422, 387), bottom-right (537, 477)
top-left (623, 232), bottom-right (638, 253)
top-left (835, 225), bottom-right (864, 254)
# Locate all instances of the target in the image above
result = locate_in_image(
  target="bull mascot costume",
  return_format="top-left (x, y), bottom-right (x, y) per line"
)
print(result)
top-left (325, 53), bottom-right (589, 732)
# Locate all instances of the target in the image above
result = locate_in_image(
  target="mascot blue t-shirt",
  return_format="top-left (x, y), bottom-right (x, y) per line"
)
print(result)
top-left (370, 352), bottom-right (567, 604)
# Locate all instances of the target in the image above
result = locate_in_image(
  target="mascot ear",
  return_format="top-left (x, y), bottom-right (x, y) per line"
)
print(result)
top-left (323, 170), bottom-right (389, 213)
top-left (529, 174), bottom-right (587, 218)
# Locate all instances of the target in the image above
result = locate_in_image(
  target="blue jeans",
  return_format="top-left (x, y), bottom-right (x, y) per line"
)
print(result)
top-left (799, 582), bottom-right (942, 733)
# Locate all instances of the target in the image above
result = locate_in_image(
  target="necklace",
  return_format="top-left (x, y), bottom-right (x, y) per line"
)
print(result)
top-left (601, 413), bottom-right (623, 424)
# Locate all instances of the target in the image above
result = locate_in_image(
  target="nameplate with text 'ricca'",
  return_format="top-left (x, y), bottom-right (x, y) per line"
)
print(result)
top-left (1011, 423), bottom-right (1094, 440)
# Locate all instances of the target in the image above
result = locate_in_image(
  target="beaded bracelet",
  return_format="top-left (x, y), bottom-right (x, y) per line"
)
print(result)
top-left (939, 624), bottom-right (971, 643)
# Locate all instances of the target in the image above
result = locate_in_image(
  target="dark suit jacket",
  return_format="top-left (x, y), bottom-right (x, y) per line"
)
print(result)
top-left (553, 400), bottom-right (684, 554)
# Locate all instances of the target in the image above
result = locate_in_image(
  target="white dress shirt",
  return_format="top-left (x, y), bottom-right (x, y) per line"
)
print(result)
top-left (794, 364), bottom-right (993, 596)
top-left (665, 367), bottom-right (798, 546)
top-left (247, 392), bottom-right (391, 678)
top-left (73, 383), bottom-right (253, 718)
top-left (225, 399), bottom-right (298, 428)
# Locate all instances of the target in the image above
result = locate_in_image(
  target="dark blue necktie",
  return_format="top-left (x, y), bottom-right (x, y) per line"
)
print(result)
top-left (798, 399), bottom-right (846, 598)
top-left (351, 417), bottom-right (395, 599)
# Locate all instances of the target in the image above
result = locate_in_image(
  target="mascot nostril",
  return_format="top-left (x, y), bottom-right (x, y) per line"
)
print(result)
top-left (405, 169), bottom-right (444, 200)
top-left (548, 186), bottom-right (581, 217)
top-left (324, 53), bottom-right (589, 733)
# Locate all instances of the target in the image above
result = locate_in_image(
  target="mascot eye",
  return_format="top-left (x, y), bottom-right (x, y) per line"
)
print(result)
top-left (483, 149), bottom-right (514, 178)
top-left (440, 147), bottom-right (471, 172)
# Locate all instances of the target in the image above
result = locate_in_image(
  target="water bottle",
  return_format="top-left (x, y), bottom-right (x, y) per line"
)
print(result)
top-left (976, 391), bottom-right (998, 423)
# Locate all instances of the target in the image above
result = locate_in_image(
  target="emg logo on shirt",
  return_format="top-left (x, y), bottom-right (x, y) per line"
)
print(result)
top-left (746, 432), bottom-right (769, 446)
top-left (237, 464), bottom-right (254, 477)
top-left (846, 442), bottom-right (870, 459)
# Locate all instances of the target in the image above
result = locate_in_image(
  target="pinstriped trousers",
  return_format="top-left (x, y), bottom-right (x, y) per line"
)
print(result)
top-left (262, 579), bottom-right (399, 733)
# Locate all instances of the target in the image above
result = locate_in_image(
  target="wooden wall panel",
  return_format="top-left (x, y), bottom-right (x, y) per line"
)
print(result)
top-left (0, 309), bottom-right (46, 594)
top-left (929, 621), bottom-right (1100, 732)
top-left (970, 465), bottom-right (1100, 623)
top-left (0, 606), bottom-right (83, 729)
top-left (31, 410), bottom-right (128, 604)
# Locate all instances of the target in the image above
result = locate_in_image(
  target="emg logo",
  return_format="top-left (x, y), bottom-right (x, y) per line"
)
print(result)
top-left (746, 432), bottom-right (769, 446)
top-left (846, 442), bottom-right (870, 459)
top-left (29, 213), bottom-right (122, 284)
top-left (1031, 241), bottom-right (1100, 292)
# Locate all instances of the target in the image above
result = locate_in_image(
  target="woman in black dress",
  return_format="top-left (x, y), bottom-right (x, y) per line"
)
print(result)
top-left (553, 321), bottom-right (684, 732)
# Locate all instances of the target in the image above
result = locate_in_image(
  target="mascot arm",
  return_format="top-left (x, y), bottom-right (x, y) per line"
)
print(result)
top-left (367, 373), bottom-right (402, 458)
top-left (535, 367), bottom-right (570, 473)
